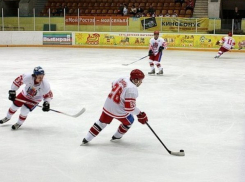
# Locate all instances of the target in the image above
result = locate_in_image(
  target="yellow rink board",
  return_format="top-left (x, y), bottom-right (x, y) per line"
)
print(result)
top-left (74, 32), bottom-right (245, 51)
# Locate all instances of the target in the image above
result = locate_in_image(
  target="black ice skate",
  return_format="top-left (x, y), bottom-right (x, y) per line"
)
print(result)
top-left (157, 69), bottom-right (163, 75)
top-left (110, 135), bottom-right (121, 141)
top-left (148, 69), bottom-right (155, 75)
top-left (12, 123), bottom-right (22, 130)
top-left (80, 138), bottom-right (89, 146)
top-left (0, 117), bottom-right (10, 124)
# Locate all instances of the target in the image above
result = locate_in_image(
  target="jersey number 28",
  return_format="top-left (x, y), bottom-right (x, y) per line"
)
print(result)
top-left (108, 82), bottom-right (122, 104)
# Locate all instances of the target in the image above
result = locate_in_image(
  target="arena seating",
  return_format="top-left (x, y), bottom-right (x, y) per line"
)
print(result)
top-left (40, 0), bottom-right (194, 18)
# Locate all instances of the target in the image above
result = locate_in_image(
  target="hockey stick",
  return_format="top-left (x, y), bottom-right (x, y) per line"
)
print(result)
top-left (15, 98), bottom-right (86, 118)
top-left (146, 122), bottom-right (185, 156)
top-left (122, 55), bottom-right (148, 66)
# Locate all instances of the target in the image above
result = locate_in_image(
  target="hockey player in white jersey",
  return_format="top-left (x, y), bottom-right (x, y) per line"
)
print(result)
top-left (214, 32), bottom-right (235, 59)
top-left (148, 30), bottom-right (166, 75)
top-left (0, 66), bottom-right (53, 130)
top-left (81, 69), bottom-right (148, 145)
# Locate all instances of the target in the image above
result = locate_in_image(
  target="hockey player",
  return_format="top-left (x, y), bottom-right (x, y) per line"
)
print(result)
top-left (0, 66), bottom-right (53, 130)
top-left (214, 32), bottom-right (235, 59)
top-left (148, 30), bottom-right (166, 75)
top-left (81, 69), bottom-right (148, 145)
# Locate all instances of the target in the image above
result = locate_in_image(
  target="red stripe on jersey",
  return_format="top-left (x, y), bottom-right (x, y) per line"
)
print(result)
top-left (103, 108), bottom-right (129, 118)
top-left (125, 108), bottom-right (134, 112)
top-left (13, 82), bottom-right (21, 87)
top-left (21, 91), bottom-right (42, 103)
top-left (124, 98), bottom-right (136, 112)
top-left (43, 90), bottom-right (53, 99)
top-left (125, 98), bottom-right (136, 101)
top-left (13, 75), bottom-right (23, 87)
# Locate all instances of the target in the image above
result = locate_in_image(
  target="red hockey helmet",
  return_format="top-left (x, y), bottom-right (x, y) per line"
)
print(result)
top-left (228, 32), bottom-right (232, 37)
top-left (154, 31), bottom-right (159, 35)
top-left (130, 69), bottom-right (145, 80)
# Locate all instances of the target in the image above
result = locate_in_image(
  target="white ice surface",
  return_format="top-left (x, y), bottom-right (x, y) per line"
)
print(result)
top-left (0, 47), bottom-right (245, 182)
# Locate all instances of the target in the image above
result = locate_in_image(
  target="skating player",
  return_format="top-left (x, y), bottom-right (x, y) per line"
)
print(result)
top-left (0, 66), bottom-right (53, 130)
top-left (81, 69), bottom-right (148, 145)
top-left (214, 32), bottom-right (235, 59)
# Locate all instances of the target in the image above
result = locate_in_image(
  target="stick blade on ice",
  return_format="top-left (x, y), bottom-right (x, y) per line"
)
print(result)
top-left (71, 108), bottom-right (86, 118)
top-left (170, 151), bottom-right (185, 156)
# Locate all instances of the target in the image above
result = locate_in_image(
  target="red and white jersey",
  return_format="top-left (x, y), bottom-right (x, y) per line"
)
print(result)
top-left (11, 73), bottom-right (53, 103)
top-left (103, 77), bottom-right (140, 118)
top-left (221, 36), bottom-right (235, 50)
top-left (149, 37), bottom-right (166, 55)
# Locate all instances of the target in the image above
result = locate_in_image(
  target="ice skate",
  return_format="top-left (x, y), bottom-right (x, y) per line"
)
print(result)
top-left (0, 117), bottom-right (10, 124)
top-left (80, 138), bottom-right (89, 146)
top-left (12, 123), bottom-right (22, 130)
top-left (157, 69), bottom-right (163, 75)
top-left (148, 69), bottom-right (155, 75)
top-left (110, 135), bottom-right (121, 142)
top-left (214, 55), bottom-right (220, 59)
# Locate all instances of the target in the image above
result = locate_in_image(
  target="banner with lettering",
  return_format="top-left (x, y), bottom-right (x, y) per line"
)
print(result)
top-left (43, 32), bottom-right (72, 45)
top-left (140, 17), bottom-right (209, 32)
top-left (74, 32), bottom-right (242, 49)
top-left (75, 32), bottom-right (153, 46)
top-left (65, 16), bottom-right (128, 26)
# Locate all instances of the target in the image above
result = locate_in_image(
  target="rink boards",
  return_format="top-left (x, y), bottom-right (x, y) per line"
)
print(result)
top-left (0, 31), bottom-right (245, 52)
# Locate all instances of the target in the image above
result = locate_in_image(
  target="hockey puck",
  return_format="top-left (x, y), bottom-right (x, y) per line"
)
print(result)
top-left (180, 150), bottom-right (184, 152)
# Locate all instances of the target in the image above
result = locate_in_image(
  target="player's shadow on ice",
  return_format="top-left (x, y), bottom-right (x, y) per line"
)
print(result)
top-left (216, 57), bottom-right (233, 59)
top-left (0, 124), bottom-right (11, 128)
top-left (82, 140), bottom-right (155, 152)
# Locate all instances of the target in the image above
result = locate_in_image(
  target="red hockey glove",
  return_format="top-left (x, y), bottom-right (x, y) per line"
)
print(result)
top-left (137, 112), bottom-right (148, 124)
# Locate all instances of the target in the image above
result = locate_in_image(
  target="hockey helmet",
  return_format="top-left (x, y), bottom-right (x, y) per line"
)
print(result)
top-left (130, 69), bottom-right (145, 80)
top-left (228, 32), bottom-right (232, 37)
top-left (154, 31), bottom-right (160, 35)
top-left (33, 66), bottom-right (45, 75)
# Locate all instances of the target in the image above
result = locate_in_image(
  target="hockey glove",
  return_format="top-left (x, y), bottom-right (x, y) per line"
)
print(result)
top-left (158, 46), bottom-right (164, 52)
top-left (42, 101), bottom-right (50, 112)
top-left (148, 50), bottom-right (154, 56)
top-left (8, 90), bottom-right (16, 101)
top-left (215, 41), bottom-right (220, 45)
top-left (137, 112), bottom-right (148, 124)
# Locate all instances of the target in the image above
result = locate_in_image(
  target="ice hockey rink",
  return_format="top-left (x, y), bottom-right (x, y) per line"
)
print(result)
top-left (0, 47), bottom-right (244, 182)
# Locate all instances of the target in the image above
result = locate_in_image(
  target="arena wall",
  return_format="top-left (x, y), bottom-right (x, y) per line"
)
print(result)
top-left (0, 31), bottom-right (244, 52)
